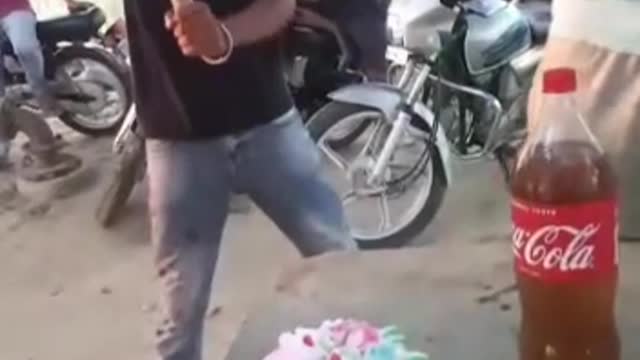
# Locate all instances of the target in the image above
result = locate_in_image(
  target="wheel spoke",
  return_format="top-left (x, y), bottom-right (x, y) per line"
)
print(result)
top-left (356, 120), bottom-right (383, 159)
top-left (342, 190), bottom-right (358, 206)
top-left (377, 192), bottom-right (392, 231)
top-left (318, 141), bottom-right (349, 171)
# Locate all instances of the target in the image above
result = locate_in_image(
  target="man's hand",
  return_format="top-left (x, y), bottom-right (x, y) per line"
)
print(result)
top-left (165, 2), bottom-right (229, 59)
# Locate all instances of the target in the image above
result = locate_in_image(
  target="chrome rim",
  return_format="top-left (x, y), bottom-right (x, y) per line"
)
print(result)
top-left (325, 116), bottom-right (368, 143)
top-left (55, 57), bottom-right (128, 130)
top-left (317, 110), bottom-right (435, 241)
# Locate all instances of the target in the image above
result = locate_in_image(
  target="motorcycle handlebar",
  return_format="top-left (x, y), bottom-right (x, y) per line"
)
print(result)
top-left (440, 0), bottom-right (478, 8)
top-left (440, 0), bottom-right (459, 8)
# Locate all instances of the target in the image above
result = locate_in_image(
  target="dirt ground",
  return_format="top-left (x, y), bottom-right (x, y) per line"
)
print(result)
top-left (0, 119), bottom-right (514, 360)
top-left (0, 123), bottom-right (306, 360)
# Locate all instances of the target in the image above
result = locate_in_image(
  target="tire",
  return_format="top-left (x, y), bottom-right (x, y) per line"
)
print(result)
top-left (95, 138), bottom-right (144, 228)
top-left (299, 100), bottom-right (370, 149)
top-left (54, 45), bottom-right (132, 137)
top-left (307, 101), bottom-right (448, 249)
top-left (324, 117), bottom-right (372, 149)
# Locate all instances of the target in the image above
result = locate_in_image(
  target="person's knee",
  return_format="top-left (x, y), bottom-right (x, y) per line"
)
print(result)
top-left (295, 216), bottom-right (356, 256)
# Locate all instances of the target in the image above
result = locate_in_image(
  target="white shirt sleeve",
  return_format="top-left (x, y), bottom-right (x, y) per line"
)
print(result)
top-left (551, 0), bottom-right (640, 55)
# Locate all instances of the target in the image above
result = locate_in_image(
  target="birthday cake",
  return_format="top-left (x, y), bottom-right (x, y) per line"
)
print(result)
top-left (263, 319), bottom-right (429, 360)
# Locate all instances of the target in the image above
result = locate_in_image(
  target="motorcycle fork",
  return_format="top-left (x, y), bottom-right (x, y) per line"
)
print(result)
top-left (367, 63), bottom-right (430, 185)
top-left (113, 105), bottom-right (137, 153)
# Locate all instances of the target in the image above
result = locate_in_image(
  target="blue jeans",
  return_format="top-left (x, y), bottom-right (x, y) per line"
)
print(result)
top-left (0, 10), bottom-right (53, 106)
top-left (146, 109), bottom-right (356, 360)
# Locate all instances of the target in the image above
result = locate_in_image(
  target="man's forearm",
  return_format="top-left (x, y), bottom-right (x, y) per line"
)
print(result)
top-left (223, 0), bottom-right (295, 47)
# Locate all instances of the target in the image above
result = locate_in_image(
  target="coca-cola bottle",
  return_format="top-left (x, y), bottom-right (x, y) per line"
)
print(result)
top-left (511, 68), bottom-right (620, 360)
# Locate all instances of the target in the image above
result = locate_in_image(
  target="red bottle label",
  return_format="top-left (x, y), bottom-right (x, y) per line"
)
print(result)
top-left (512, 198), bottom-right (618, 283)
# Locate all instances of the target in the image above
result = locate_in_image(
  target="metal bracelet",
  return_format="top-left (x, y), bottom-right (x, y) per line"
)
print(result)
top-left (201, 23), bottom-right (234, 66)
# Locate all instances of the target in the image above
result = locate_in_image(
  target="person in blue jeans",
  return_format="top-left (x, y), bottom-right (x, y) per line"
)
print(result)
top-left (0, 0), bottom-right (59, 168)
top-left (124, 0), bottom-right (356, 358)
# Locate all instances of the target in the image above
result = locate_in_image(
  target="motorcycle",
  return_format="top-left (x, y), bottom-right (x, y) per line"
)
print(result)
top-left (286, 0), bottom-right (386, 147)
top-left (66, 1), bottom-right (130, 64)
top-left (1, 3), bottom-right (131, 136)
top-left (306, 0), bottom-right (551, 249)
top-left (94, 2), bottom-right (376, 228)
top-left (95, 104), bottom-right (143, 228)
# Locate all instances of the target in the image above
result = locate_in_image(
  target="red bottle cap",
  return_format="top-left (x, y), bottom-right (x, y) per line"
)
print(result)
top-left (542, 68), bottom-right (577, 94)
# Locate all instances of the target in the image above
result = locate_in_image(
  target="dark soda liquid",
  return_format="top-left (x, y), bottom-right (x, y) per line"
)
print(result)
top-left (511, 140), bottom-right (620, 360)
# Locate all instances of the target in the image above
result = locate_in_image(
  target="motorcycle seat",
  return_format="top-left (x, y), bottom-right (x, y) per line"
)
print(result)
top-left (289, 25), bottom-right (339, 54)
top-left (36, 4), bottom-right (106, 44)
top-left (517, 1), bottom-right (551, 45)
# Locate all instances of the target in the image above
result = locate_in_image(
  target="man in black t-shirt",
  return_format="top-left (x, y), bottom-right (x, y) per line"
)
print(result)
top-left (124, 1), bottom-right (356, 359)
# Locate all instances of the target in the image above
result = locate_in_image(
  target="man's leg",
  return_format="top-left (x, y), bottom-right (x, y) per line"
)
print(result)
top-left (146, 138), bottom-right (232, 360)
top-left (237, 111), bottom-right (357, 256)
top-left (1, 11), bottom-right (57, 114)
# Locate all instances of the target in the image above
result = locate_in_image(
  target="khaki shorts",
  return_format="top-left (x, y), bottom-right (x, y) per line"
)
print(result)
top-left (528, 37), bottom-right (640, 238)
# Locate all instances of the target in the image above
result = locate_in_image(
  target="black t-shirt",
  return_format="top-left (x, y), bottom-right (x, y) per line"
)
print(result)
top-left (125, 0), bottom-right (293, 140)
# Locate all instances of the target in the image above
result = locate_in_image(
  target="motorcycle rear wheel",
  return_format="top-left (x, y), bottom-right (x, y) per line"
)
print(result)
top-left (95, 137), bottom-right (144, 228)
top-left (55, 46), bottom-right (132, 136)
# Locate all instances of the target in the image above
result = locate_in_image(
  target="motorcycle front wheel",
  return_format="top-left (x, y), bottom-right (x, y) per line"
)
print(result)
top-left (95, 136), bottom-right (145, 228)
top-left (54, 46), bottom-right (132, 136)
top-left (307, 101), bottom-right (447, 249)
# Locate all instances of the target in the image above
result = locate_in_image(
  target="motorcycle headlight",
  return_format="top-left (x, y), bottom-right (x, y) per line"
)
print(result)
top-left (386, 13), bottom-right (405, 46)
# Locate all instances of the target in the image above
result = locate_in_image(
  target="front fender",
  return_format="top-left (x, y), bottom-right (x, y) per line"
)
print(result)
top-left (328, 83), bottom-right (404, 121)
top-left (328, 83), bottom-right (453, 184)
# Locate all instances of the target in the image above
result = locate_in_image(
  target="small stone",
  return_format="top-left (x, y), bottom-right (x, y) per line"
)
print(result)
top-left (50, 286), bottom-right (64, 297)
top-left (142, 302), bottom-right (158, 313)
top-left (207, 305), bottom-right (223, 318)
top-left (100, 286), bottom-right (112, 295)
top-left (27, 202), bottom-right (51, 217)
top-left (424, 336), bottom-right (434, 343)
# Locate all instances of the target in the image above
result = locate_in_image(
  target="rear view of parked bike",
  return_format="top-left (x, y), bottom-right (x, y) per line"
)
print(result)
top-left (307, 0), bottom-right (551, 249)
top-left (1, 3), bottom-right (131, 136)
